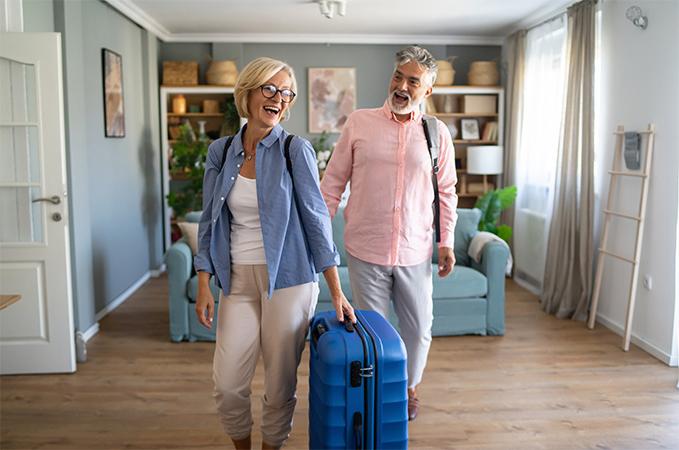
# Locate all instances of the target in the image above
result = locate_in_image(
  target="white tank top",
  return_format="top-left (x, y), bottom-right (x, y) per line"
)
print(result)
top-left (227, 175), bottom-right (266, 264)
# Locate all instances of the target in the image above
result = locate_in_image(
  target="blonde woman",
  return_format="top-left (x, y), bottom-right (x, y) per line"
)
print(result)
top-left (194, 57), bottom-right (355, 450)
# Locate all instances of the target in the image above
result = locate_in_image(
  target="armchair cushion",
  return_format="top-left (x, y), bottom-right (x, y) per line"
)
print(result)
top-left (432, 265), bottom-right (487, 299)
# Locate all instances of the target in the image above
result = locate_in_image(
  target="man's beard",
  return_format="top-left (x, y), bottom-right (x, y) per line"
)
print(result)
top-left (387, 89), bottom-right (418, 115)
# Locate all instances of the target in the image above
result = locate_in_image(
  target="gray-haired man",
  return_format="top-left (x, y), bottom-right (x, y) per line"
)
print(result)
top-left (321, 46), bottom-right (459, 420)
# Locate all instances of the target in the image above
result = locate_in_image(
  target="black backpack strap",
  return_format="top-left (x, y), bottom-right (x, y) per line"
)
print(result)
top-left (284, 134), bottom-right (295, 177)
top-left (283, 134), bottom-right (311, 249)
top-left (422, 116), bottom-right (441, 243)
top-left (220, 135), bottom-right (235, 170)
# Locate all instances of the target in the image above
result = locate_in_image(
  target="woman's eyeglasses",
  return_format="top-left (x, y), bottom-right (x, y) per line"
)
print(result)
top-left (260, 84), bottom-right (296, 103)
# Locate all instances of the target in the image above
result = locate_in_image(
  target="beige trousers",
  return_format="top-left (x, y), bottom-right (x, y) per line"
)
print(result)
top-left (213, 265), bottom-right (318, 447)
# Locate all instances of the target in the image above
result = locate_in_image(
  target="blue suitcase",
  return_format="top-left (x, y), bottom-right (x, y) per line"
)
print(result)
top-left (309, 310), bottom-right (408, 450)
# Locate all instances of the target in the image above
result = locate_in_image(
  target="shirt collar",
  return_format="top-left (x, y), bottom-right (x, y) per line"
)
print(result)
top-left (233, 123), bottom-right (284, 154)
top-left (381, 100), bottom-right (422, 123)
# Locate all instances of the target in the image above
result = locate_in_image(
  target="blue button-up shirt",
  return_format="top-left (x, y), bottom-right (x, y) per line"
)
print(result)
top-left (194, 124), bottom-right (340, 298)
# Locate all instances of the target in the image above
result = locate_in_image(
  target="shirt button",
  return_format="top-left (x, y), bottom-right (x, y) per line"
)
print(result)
top-left (220, 197), bottom-right (225, 201)
top-left (230, 177), bottom-right (235, 180)
top-left (213, 219), bottom-right (216, 223)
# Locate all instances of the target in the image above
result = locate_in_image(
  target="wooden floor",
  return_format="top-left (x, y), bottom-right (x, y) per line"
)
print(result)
top-left (2, 277), bottom-right (678, 450)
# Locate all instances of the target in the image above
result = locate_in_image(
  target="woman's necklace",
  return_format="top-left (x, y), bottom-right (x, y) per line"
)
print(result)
top-left (244, 148), bottom-right (256, 161)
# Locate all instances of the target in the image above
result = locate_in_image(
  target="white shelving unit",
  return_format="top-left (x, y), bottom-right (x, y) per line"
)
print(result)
top-left (159, 85), bottom-right (239, 251)
top-left (428, 85), bottom-right (505, 206)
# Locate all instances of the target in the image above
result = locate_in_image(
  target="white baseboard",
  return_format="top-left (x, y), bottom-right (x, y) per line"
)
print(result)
top-left (81, 322), bottom-right (100, 342)
top-left (94, 271), bottom-right (151, 323)
top-left (513, 276), bottom-right (541, 296)
top-left (595, 313), bottom-right (676, 366)
top-left (150, 264), bottom-right (166, 278)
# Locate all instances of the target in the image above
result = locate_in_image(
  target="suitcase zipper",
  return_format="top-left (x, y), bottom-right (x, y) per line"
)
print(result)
top-left (355, 314), bottom-right (379, 450)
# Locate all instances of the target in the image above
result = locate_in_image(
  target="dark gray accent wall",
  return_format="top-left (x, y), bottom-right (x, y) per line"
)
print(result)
top-left (160, 42), bottom-right (501, 142)
top-left (445, 45), bottom-right (503, 85)
top-left (22, 0), bottom-right (55, 32)
top-left (54, 0), bottom-right (163, 331)
top-left (159, 43), bottom-right (212, 85)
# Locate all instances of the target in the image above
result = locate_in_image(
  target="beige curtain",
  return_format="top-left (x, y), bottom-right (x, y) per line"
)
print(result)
top-left (500, 29), bottom-right (526, 247)
top-left (541, 0), bottom-right (596, 320)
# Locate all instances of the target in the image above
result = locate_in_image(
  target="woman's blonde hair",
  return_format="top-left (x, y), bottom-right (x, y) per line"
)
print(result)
top-left (234, 57), bottom-right (297, 120)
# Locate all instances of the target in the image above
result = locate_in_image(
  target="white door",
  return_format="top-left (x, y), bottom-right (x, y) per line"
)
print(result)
top-left (0, 32), bottom-right (75, 374)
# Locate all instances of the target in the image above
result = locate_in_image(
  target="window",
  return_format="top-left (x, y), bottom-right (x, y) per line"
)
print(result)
top-left (513, 15), bottom-right (568, 292)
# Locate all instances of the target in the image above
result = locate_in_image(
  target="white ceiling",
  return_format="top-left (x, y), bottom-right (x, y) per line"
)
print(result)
top-left (105, 0), bottom-right (574, 44)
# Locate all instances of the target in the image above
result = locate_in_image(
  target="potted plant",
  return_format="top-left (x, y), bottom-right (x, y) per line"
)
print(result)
top-left (167, 122), bottom-right (209, 219)
top-left (311, 131), bottom-right (334, 178)
top-left (473, 185), bottom-right (517, 244)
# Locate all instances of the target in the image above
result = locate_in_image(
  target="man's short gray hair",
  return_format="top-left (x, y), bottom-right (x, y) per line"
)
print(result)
top-left (394, 46), bottom-right (438, 87)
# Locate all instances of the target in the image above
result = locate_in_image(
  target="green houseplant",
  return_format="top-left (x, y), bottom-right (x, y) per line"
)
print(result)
top-left (310, 131), bottom-right (334, 173)
top-left (473, 185), bottom-right (517, 244)
top-left (167, 122), bottom-right (209, 219)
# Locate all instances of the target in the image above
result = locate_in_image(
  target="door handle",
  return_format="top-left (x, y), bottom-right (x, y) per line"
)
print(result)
top-left (32, 195), bottom-right (61, 205)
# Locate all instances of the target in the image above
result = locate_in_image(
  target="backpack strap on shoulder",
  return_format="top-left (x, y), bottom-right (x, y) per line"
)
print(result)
top-left (284, 134), bottom-right (295, 177)
top-left (220, 135), bottom-right (235, 170)
top-left (422, 115), bottom-right (441, 243)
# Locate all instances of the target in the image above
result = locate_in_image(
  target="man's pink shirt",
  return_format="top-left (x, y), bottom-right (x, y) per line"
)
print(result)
top-left (321, 101), bottom-right (458, 267)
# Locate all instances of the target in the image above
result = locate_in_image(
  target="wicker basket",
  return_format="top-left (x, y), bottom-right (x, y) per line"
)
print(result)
top-left (434, 58), bottom-right (456, 86)
top-left (468, 61), bottom-right (499, 86)
top-left (206, 60), bottom-right (238, 86)
top-left (163, 61), bottom-right (199, 86)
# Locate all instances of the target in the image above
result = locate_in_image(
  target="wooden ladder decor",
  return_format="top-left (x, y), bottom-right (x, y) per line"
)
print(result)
top-left (588, 124), bottom-right (656, 351)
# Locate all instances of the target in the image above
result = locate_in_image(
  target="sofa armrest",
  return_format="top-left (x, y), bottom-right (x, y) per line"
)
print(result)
top-left (471, 241), bottom-right (509, 335)
top-left (165, 241), bottom-right (193, 342)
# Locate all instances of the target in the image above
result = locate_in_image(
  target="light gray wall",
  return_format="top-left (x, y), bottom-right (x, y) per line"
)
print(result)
top-left (160, 42), bottom-right (501, 142)
top-left (53, 0), bottom-right (163, 332)
top-left (22, 0), bottom-right (54, 32)
top-left (596, 0), bottom-right (679, 365)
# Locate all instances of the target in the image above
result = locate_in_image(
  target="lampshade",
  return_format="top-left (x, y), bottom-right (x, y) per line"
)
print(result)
top-left (466, 146), bottom-right (503, 175)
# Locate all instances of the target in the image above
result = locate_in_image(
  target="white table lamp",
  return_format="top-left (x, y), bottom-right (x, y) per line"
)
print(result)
top-left (466, 146), bottom-right (503, 192)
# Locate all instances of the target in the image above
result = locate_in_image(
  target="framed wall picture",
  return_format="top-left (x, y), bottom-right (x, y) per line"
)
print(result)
top-left (460, 118), bottom-right (479, 140)
top-left (308, 67), bottom-right (356, 133)
top-left (102, 48), bottom-right (125, 138)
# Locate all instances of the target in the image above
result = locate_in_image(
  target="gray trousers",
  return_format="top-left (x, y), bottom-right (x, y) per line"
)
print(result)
top-left (347, 253), bottom-right (433, 389)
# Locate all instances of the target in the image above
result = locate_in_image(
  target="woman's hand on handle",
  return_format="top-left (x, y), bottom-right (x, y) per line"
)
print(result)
top-left (322, 266), bottom-right (357, 323)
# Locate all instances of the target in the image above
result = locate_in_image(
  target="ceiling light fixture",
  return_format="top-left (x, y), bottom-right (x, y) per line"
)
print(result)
top-left (318, 0), bottom-right (347, 19)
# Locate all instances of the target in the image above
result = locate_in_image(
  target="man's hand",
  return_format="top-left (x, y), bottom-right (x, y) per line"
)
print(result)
top-left (438, 246), bottom-right (456, 277)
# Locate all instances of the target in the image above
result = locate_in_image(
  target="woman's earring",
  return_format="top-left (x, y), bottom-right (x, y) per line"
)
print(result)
top-left (283, 109), bottom-right (290, 122)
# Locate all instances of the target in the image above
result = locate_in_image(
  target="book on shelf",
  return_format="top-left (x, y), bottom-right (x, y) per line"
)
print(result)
top-left (482, 121), bottom-right (498, 142)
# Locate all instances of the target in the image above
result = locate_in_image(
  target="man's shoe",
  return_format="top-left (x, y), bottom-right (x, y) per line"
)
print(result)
top-left (407, 392), bottom-right (420, 421)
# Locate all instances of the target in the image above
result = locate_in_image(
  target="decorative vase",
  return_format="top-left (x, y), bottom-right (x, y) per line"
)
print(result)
top-left (468, 61), bottom-right (499, 86)
top-left (172, 94), bottom-right (186, 114)
top-left (206, 60), bottom-right (239, 86)
top-left (434, 57), bottom-right (457, 86)
top-left (197, 120), bottom-right (208, 141)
